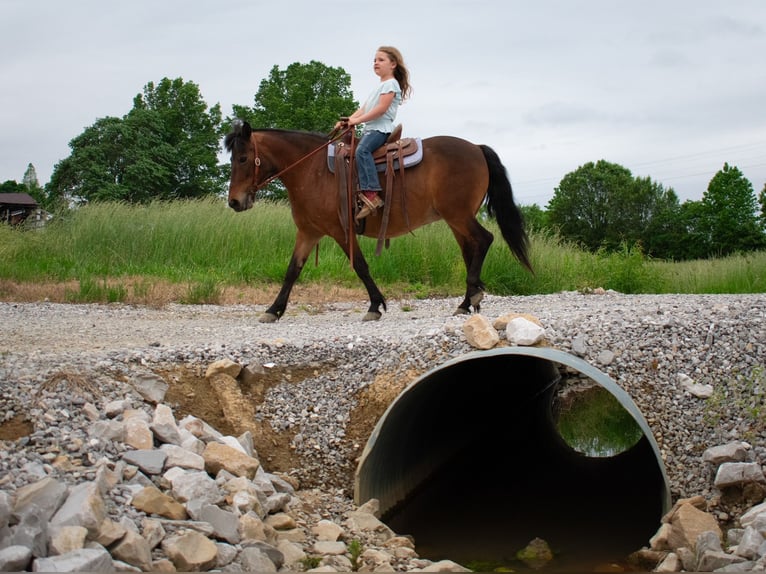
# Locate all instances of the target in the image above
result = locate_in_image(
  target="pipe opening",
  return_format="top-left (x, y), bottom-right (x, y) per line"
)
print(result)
top-left (354, 348), bottom-right (670, 572)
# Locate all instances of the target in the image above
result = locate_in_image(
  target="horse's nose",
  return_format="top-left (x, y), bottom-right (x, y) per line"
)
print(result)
top-left (228, 198), bottom-right (239, 210)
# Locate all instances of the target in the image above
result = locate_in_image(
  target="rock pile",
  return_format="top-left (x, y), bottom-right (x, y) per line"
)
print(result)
top-left (622, 439), bottom-right (766, 572)
top-left (0, 359), bottom-right (470, 572)
top-left (2, 358), bottom-right (765, 572)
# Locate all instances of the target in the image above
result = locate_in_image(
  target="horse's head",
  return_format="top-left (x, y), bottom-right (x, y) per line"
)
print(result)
top-left (224, 119), bottom-right (257, 212)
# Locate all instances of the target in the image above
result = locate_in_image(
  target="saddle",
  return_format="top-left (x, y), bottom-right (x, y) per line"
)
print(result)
top-left (327, 125), bottom-right (423, 173)
top-left (331, 125), bottom-right (422, 256)
top-left (371, 125), bottom-right (419, 166)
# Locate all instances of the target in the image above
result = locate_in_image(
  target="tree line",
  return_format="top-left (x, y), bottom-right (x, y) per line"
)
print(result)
top-left (3, 61), bottom-right (765, 261)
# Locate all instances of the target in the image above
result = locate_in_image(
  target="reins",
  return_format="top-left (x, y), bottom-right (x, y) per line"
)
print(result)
top-left (247, 124), bottom-right (358, 269)
top-left (249, 126), bottom-right (353, 193)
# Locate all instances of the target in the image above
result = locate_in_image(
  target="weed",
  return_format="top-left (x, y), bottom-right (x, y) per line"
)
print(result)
top-left (704, 366), bottom-right (765, 440)
top-left (66, 278), bottom-right (127, 303)
top-left (181, 279), bottom-right (222, 305)
top-left (298, 555), bottom-right (321, 571)
top-left (348, 539), bottom-right (363, 571)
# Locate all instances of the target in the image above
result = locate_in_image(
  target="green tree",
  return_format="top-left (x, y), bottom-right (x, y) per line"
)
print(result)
top-left (758, 182), bottom-right (766, 228)
top-left (231, 61), bottom-right (357, 132)
top-left (635, 181), bottom-right (685, 259)
top-left (702, 163), bottom-right (766, 256)
top-left (47, 78), bottom-right (225, 205)
top-left (22, 163), bottom-right (45, 205)
top-left (546, 160), bottom-right (679, 254)
top-left (0, 180), bottom-right (27, 194)
top-left (47, 116), bottom-right (126, 204)
top-left (228, 61), bottom-right (358, 200)
top-left (133, 78), bottom-right (224, 198)
top-left (670, 200), bottom-right (711, 260)
top-left (519, 203), bottom-right (549, 232)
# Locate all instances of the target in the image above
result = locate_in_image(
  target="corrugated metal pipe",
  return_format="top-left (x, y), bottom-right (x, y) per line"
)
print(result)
top-left (354, 347), bottom-right (671, 567)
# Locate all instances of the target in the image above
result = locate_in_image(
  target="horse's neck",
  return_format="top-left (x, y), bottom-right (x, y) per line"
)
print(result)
top-left (259, 131), bottom-right (325, 168)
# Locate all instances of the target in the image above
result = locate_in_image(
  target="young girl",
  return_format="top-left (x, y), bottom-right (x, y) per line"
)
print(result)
top-left (337, 46), bottom-right (412, 220)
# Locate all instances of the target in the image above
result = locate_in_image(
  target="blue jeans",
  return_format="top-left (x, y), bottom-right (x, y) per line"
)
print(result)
top-left (355, 130), bottom-right (388, 192)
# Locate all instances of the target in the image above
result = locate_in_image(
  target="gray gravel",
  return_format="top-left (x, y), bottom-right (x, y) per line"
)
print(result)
top-left (1, 291), bottom-right (765, 510)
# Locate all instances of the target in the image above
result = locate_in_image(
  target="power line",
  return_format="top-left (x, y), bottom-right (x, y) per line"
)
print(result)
top-left (625, 141), bottom-right (766, 170)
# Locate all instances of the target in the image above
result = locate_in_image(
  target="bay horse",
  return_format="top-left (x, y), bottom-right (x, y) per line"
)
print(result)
top-left (224, 120), bottom-right (532, 322)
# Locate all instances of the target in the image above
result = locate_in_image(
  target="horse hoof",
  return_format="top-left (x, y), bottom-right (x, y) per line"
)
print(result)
top-left (453, 307), bottom-right (470, 316)
top-left (470, 291), bottom-right (485, 309)
top-left (259, 313), bottom-right (279, 323)
top-left (362, 311), bottom-right (382, 322)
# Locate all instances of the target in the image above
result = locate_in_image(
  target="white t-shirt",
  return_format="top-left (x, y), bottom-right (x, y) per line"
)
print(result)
top-left (362, 78), bottom-right (402, 133)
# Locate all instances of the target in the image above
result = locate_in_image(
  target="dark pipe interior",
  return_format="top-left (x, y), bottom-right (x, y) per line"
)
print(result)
top-left (355, 350), bottom-right (669, 571)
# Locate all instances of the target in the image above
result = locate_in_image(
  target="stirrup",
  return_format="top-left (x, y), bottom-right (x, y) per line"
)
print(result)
top-left (358, 192), bottom-right (383, 210)
top-left (355, 193), bottom-right (383, 220)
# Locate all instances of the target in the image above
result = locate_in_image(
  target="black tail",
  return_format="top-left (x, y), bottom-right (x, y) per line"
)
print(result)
top-left (480, 145), bottom-right (533, 273)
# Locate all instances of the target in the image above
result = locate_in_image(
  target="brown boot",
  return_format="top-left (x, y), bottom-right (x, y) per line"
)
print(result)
top-left (355, 191), bottom-right (384, 220)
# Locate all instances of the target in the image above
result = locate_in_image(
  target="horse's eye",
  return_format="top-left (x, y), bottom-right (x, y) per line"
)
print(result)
top-left (238, 155), bottom-right (248, 164)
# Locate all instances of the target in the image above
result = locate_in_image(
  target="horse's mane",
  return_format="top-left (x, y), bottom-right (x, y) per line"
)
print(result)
top-left (224, 124), bottom-right (329, 153)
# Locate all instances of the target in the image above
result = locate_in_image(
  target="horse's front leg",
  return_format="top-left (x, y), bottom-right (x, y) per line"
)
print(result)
top-left (336, 234), bottom-right (387, 321)
top-left (261, 232), bottom-right (319, 323)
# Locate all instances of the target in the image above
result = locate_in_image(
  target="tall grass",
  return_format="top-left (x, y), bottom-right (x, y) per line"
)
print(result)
top-left (1, 198), bottom-right (763, 303)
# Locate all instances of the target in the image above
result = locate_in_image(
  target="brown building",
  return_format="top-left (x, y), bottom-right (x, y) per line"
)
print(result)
top-left (0, 193), bottom-right (41, 225)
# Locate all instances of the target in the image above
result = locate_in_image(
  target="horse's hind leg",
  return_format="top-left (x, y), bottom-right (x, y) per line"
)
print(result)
top-left (450, 219), bottom-right (494, 315)
top-left (261, 231), bottom-right (319, 322)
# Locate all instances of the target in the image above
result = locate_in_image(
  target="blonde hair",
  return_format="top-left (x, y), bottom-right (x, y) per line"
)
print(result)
top-left (378, 46), bottom-right (412, 101)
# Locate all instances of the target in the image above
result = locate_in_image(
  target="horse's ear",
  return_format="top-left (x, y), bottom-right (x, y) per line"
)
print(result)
top-left (231, 119), bottom-right (252, 138)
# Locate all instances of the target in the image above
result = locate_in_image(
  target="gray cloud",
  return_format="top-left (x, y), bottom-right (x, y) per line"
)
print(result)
top-left (1, 0), bottom-right (764, 206)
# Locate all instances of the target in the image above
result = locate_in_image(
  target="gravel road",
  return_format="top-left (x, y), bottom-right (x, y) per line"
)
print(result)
top-left (2, 291), bottom-right (765, 502)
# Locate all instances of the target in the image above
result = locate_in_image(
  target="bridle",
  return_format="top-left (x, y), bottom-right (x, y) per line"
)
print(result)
top-left (247, 126), bottom-right (353, 194)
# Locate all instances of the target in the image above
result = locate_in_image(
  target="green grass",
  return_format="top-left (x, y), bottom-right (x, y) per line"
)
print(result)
top-left (1, 197), bottom-right (764, 303)
top-left (555, 386), bottom-right (644, 457)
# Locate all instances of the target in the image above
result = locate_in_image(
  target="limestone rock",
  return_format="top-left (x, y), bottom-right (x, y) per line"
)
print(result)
top-left (161, 530), bottom-right (218, 572)
top-left (32, 547), bottom-right (115, 572)
top-left (110, 528), bottom-right (153, 571)
top-left (124, 417), bottom-right (153, 450)
top-left (714, 461), bottom-right (766, 489)
top-left (151, 403), bottom-right (183, 445)
top-left (678, 373), bottom-right (714, 398)
top-left (0, 545), bottom-right (32, 572)
top-left (206, 358), bottom-right (242, 379)
top-left (492, 312), bottom-right (542, 331)
top-left (504, 316), bottom-right (546, 345)
top-left (667, 503), bottom-right (722, 551)
top-left (130, 371), bottom-right (169, 404)
top-left (312, 519), bottom-right (344, 541)
top-left (702, 442), bottom-right (750, 466)
top-left (462, 314), bottom-right (499, 350)
top-left (203, 441), bottom-right (260, 479)
top-left (122, 449), bottom-right (167, 475)
top-left (12, 477), bottom-right (68, 523)
top-left (50, 481), bottom-right (106, 538)
top-left (170, 470), bottom-right (223, 507)
top-left (48, 525), bottom-right (87, 556)
top-left (130, 485), bottom-right (187, 520)
top-left (740, 501), bottom-right (766, 529)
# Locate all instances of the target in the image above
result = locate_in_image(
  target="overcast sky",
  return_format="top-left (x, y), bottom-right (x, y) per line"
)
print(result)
top-left (2, 0), bottom-right (765, 206)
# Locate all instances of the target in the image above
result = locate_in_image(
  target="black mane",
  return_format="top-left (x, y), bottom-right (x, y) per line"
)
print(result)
top-left (224, 121), bottom-right (329, 153)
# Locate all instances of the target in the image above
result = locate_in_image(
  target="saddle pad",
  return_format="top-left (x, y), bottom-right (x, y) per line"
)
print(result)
top-left (327, 138), bottom-right (423, 174)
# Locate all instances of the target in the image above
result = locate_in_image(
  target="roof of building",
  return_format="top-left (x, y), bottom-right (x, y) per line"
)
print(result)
top-left (0, 193), bottom-right (39, 207)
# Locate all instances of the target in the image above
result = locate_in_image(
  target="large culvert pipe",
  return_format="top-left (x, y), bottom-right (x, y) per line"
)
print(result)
top-left (354, 348), bottom-right (671, 568)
